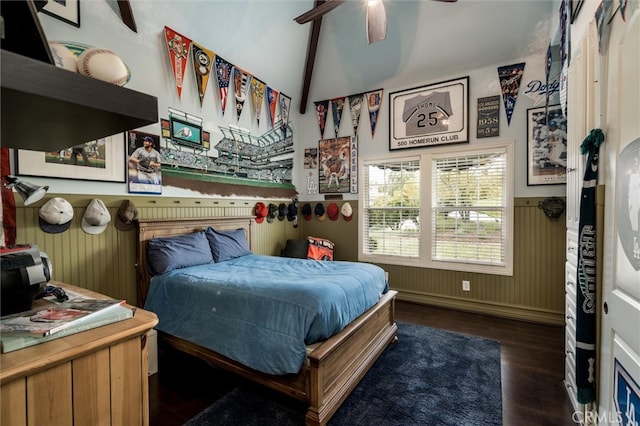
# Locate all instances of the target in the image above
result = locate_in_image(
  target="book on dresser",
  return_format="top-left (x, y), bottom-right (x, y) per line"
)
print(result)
top-left (0, 297), bottom-right (129, 338)
top-left (0, 304), bottom-right (135, 353)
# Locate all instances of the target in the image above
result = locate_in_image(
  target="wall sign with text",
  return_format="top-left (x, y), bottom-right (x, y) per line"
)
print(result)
top-left (389, 76), bottom-right (468, 150)
top-left (477, 95), bottom-right (501, 138)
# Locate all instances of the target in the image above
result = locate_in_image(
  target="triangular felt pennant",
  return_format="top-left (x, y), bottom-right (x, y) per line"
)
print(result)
top-left (164, 26), bottom-right (192, 99)
top-left (233, 67), bottom-right (252, 121)
top-left (348, 93), bottom-right (364, 136)
top-left (331, 97), bottom-right (346, 137)
top-left (250, 77), bottom-right (266, 125)
top-left (280, 93), bottom-right (291, 138)
top-left (267, 86), bottom-right (279, 128)
top-left (365, 89), bottom-right (383, 138)
top-left (314, 100), bottom-right (329, 138)
top-left (214, 55), bottom-right (233, 116)
top-left (497, 62), bottom-right (526, 126)
top-left (191, 42), bottom-right (215, 107)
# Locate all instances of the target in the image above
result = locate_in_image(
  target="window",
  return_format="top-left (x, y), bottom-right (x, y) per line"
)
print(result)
top-left (359, 141), bottom-right (513, 275)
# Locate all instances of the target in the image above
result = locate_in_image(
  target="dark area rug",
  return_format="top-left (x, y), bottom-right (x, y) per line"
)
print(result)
top-left (184, 322), bottom-right (502, 425)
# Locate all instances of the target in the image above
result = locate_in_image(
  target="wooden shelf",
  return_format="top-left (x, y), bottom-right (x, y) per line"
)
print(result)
top-left (1, 50), bottom-right (158, 152)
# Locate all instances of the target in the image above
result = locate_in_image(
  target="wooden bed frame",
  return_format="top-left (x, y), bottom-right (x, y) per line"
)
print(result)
top-left (136, 217), bottom-right (398, 426)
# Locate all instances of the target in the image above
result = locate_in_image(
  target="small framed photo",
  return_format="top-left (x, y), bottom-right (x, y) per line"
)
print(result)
top-left (389, 76), bottom-right (469, 150)
top-left (526, 104), bottom-right (567, 185)
top-left (41, 0), bottom-right (80, 28)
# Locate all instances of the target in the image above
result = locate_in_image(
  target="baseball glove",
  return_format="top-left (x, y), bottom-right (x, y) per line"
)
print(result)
top-left (138, 160), bottom-right (151, 169)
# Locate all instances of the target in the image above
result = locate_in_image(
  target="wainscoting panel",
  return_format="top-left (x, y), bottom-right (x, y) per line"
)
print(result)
top-left (300, 198), bottom-right (566, 325)
top-left (14, 195), bottom-right (300, 306)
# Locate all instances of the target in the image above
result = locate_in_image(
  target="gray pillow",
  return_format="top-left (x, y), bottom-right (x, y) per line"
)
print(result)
top-left (206, 227), bottom-right (251, 262)
top-left (147, 231), bottom-right (213, 275)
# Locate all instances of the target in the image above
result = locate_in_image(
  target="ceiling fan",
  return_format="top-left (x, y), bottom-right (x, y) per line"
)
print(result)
top-left (294, 0), bottom-right (458, 44)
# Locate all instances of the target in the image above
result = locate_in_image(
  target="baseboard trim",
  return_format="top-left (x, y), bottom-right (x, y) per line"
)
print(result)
top-left (395, 290), bottom-right (564, 326)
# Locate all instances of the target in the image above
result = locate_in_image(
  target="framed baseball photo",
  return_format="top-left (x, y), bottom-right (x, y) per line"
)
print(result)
top-left (16, 134), bottom-right (125, 182)
top-left (526, 104), bottom-right (567, 185)
top-left (389, 76), bottom-right (469, 150)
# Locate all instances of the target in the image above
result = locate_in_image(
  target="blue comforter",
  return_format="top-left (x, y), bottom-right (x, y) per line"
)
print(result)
top-left (144, 254), bottom-right (387, 375)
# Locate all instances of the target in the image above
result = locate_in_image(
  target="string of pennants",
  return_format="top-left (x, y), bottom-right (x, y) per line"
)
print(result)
top-left (163, 26), bottom-right (291, 135)
top-left (313, 89), bottom-right (383, 139)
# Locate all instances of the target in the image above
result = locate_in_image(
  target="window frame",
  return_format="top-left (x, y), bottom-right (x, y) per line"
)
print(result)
top-left (358, 140), bottom-right (514, 276)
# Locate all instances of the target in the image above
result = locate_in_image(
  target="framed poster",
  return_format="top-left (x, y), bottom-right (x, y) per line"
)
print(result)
top-left (127, 131), bottom-right (162, 194)
top-left (41, 0), bottom-right (80, 27)
top-left (389, 76), bottom-right (468, 150)
top-left (16, 134), bottom-right (126, 182)
top-left (318, 136), bottom-right (353, 194)
top-left (526, 104), bottom-right (567, 185)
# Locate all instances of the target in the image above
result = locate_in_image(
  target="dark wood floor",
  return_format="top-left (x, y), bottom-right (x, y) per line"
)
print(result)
top-left (148, 301), bottom-right (575, 425)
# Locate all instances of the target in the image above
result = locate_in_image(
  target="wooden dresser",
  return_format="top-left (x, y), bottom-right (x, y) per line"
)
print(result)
top-left (0, 283), bottom-right (158, 425)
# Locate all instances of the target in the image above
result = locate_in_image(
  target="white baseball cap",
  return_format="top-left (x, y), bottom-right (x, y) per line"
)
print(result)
top-left (81, 199), bottom-right (111, 234)
top-left (39, 197), bottom-right (74, 234)
top-left (341, 202), bottom-right (353, 221)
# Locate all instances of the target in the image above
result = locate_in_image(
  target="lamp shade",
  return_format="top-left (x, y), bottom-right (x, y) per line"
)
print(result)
top-left (3, 175), bottom-right (49, 205)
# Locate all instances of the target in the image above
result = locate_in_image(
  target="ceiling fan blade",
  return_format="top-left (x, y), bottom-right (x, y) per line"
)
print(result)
top-left (294, 0), bottom-right (346, 24)
top-left (366, 0), bottom-right (387, 44)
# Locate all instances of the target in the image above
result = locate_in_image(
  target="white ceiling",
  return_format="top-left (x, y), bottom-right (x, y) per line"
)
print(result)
top-left (301, 0), bottom-right (558, 101)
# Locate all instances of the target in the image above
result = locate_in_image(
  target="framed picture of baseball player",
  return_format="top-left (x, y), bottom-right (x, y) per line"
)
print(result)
top-left (526, 104), bottom-right (567, 185)
top-left (389, 76), bottom-right (469, 150)
top-left (16, 134), bottom-right (126, 182)
top-left (127, 130), bottom-right (162, 194)
top-left (318, 137), bottom-right (353, 194)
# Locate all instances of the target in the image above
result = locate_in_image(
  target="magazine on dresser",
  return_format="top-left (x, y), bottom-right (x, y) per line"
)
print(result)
top-left (0, 304), bottom-right (135, 353)
top-left (0, 297), bottom-right (129, 337)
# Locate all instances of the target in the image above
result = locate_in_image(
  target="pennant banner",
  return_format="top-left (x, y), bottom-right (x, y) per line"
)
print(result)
top-left (497, 62), bottom-right (526, 126)
top-left (331, 97), bottom-right (346, 137)
top-left (575, 129), bottom-right (605, 404)
top-left (314, 100), bottom-right (329, 138)
top-left (250, 77), bottom-right (266, 125)
top-left (191, 42), bottom-right (215, 107)
top-left (365, 89), bottom-right (383, 138)
top-left (280, 93), bottom-right (291, 137)
top-left (233, 67), bottom-right (252, 121)
top-left (348, 93), bottom-right (364, 136)
top-left (164, 26), bottom-right (192, 99)
top-left (214, 55), bottom-right (233, 116)
top-left (267, 86), bottom-right (279, 128)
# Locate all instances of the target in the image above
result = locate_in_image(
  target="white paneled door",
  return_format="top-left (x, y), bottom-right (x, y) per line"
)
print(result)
top-left (599, 5), bottom-right (640, 425)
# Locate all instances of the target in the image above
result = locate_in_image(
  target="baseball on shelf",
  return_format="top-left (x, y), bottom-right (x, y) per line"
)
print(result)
top-left (48, 42), bottom-right (78, 72)
top-left (77, 47), bottom-right (129, 86)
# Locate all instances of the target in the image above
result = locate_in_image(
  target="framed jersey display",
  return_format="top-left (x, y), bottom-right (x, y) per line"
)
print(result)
top-left (389, 76), bottom-right (469, 150)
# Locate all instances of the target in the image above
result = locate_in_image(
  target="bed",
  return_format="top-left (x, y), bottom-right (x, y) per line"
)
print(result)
top-left (136, 217), bottom-right (398, 426)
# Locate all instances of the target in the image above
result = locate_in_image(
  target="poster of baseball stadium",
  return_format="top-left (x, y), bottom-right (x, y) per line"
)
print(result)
top-left (155, 111), bottom-right (297, 198)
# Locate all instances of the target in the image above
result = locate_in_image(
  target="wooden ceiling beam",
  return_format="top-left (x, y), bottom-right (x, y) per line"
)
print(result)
top-left (299, 1), bottom-right (325, 114)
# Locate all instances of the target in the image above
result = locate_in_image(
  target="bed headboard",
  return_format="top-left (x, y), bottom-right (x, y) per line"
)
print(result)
top-left (136, 217), bottom-right (253, 307)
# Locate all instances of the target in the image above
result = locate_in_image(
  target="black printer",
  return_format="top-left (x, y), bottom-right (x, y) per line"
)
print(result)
top-left (1, 244), bottom-right (52, 316)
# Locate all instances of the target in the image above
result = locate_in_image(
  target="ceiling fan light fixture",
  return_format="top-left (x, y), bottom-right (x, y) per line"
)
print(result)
top-left (366, 0), bottom-right (387, 44)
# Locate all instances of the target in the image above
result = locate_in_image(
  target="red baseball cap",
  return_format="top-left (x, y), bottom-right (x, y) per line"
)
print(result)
top-left (327, 202), bottom-right (339, 221)
top-left (254, 202), bottom-right (268, 223)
